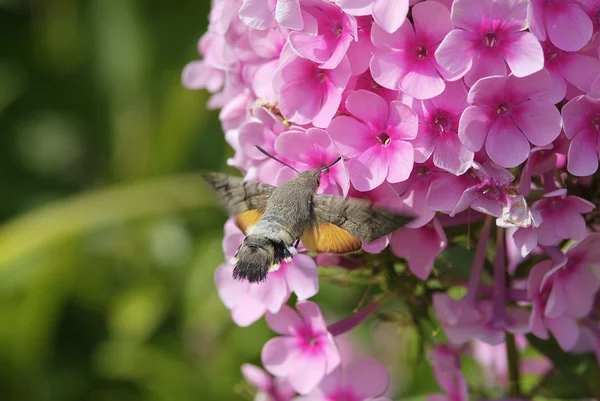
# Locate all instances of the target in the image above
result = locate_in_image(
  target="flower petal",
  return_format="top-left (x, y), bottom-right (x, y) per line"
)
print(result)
top-left (412, 1), bottom-right (453, 44)
top-left (239, 0), bottom-right (275, 30)
top-left (262, 336), bottom-right (300, 376)
top-left (288, 352), bottom-right (327, 394)
top-left (370, 51), bottom-right (410, 90)
top-left (285, 254), bottom-right (319, 301)
top-left (562, 95), bottom-right (594, 139)
top-left (372, 0), bottom-right (409, 34)
top-left (401, 61), bottom-right (446, 99)
top-left (345, 90), bottom-right (389, 131)
top-left (347, 145), bottom-right (388, 191)
top-left (327, 116), bottom-right (373, 157)
top-left (567, 129), bottom-right (599, 176)
top-left (485, 116), bottom-right (530, 167)
top-left (386, 141), bottom-right (414, 182)
top-left (241, 364), bottom-right (272, 391)
top-left (279, 80), bottom-right (322, 125)
top-left (232, 294), bottom-right (268, 327)
top-left (297, 300), bottom-right (328, 333)
top-left (276, 0), bottom-right (303, 30)
top-left (546, 316), bottom-right (580, 351)
top-left (547, 2), bottom-right (593, 51)
top-left (433, 132), bottom-right (474, 175)
top-left (464, 50), bottom-right (507, 87)
top-left (347, 358), bottom-right (389, 398)
top-left (458, 106), bottom-right (494, 152)
top-left (502, 31), bottom-right (544, 77)
top-left (266, 304), bottom-right (304, 335)
top-left (434, 29), bottom-right (475, 79)
top-left (512, 100), bottom-right (561, 146)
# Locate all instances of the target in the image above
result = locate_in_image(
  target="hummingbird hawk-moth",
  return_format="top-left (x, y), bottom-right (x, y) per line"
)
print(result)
top-left (202, 147), bottom-right (412, 283)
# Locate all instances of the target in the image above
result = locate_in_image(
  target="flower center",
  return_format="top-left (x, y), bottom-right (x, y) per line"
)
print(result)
top-left (497, 103), bottom-right (510, 115)
top-left (376, 132), bottom-right (391, 146)
top-left (417, 165), bottom-right (430, 177)
top-left (317, 72), bottom-right (327, 83)
top-left (416, 45), bottom-right (428, 60)
top-left (483, 32), bottom-right (498, 48)
top-left (433, 115), bottom-right (450, 135)
top-left (478, 178), bottom-right (506, 201)
top-left (592, 115), bottom-right (600, 132)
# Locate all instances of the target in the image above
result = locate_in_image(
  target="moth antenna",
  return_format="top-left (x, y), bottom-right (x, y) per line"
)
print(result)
top-left (255, 145), bottom-right (300, 174)
top-left (317, 156), bottom-right (342, 172)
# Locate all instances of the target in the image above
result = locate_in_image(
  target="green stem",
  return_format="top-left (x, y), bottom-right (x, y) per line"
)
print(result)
top-left (506, 332), bottom-right (522, 398)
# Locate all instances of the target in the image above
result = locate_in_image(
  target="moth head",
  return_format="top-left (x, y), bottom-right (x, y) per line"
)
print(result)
top-left (232, 244), bottom-right (271, 283)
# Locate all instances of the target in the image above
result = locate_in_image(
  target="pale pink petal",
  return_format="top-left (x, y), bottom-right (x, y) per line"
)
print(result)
top-left (546, 316), bottom-right (580, 351)
top-left (562, 266), bottom-right (600, 317)
top-left (372, 0), bottom-right (409, 34)
top-left (285, 254), bottom-right (319, 301)
top-left (434, 133), bottom-right (474, 175)
top-left (215, 264), bottom-right (247, 309)
top-left (451, 187), bottom-right (480, 216)
top-left (458, 106), bottom-right (494, 152)
top-left (468, 74), bottom-right (508, 105)
top-left (401, 61), bottom-right (446, 99)
top-left (346, 26), bottom-right (376, 75)
top-left (559, 54), bottom-right (600, 93)
top-left (554, 212), bottom-right (587, 242)
top-left (345, 90), bottom-right (389, 131)
top-left (275, 130), bottom-right (318, 164)
top-left (288, 353), bottom-right (327, 394)
top-left (348, 145), bottom-right (388, 191)
top-left (387, 101), bottom-right (419, 140)
top-left (297, 301), bottom-right (328, 333)
top-left (431, 79), bottom-right (469, 115)
top-left (512, 100), bottom-right (561, 146)
top-left (562, 95), bottom-right (593, 138)
top-left (513, 226), bottom-right (538, 258)
top-left (427, 174), bottom-right (475, 213)
top-left (546, 67), bottom-right (568, 104)
top-left (276, 0), bottom-right (303, 30)
top-left (288, 32), bottom-right (333, 65)
top-left (239, 0), bottom-right (275, 30)
top-left (485, 116), bottom-right (530, 168)
top-left (266, 305), bottom-right (303, 335)
top-left (412, 1), bottom-right (453, 44)
top-left (322, 336), bottom-right (341, 374)
top-left (347, 358), bottom-right (389, 398)
top-left (464, 50), bottom-right (508, 87)
top-left (385, 141), bottom-right (414, 183)
top-left (506, 69), bottom-right (552, 104)
top-left (262, 336), bottom-right (300, 376)
top-left (232, 294), bottom-right (268, 326)
top-left (371, 15), bottom-right (414, 49)
top-left (241, 364), bottom-right (272, 391)
top-left (370, 51), bottom-right (410, 90)
top-left (452, 0), bottom-right (528, 32)
top-left (327, 116), bottom-right (374, 157)
top-left (547, 2), bottom-right (593, 52)
top-left (434, 29), bottom-right (475, 79)
top-left (251, 272), bottom-right (290, 313)
top-left (412, 125), bottom-right (435, 163)
top-left (568, 129), bottom-right (599, 176)
top-left (502, 32), bottom-right (544, 77)
top-left (340, 0), bottom-right (373, 16)
top-left (545, 279), bottom-right (568, 318)
top-left (279, 81), bottom-right (322, 125)
top-left (313, 85), bottom-right (342, 129)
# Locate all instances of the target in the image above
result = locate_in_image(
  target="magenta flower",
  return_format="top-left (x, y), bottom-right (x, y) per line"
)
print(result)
top-left (370, 1), bottom-right (453, 99)
top-left (262, 301), bottom-right (341, 394)
top-left (239, 0), bottom-right (303, 31)
top-left (327, 90), bottom-right (417, 191)
top-left (435, 0), bottom-right (544, 86)
top-left (518, 144), bottom-right (560, 196)
top-left (411, 80), bottom-right (473, 174)
top-left (426, 169), bottom-right (479, 215)
top-left (294, 358), bottom-right (390, 401)
top-left (339, 0), bottom-right (409, 34)
top-left (532, 189), bottom-right (595, 246)
top-left (530, 0), bottom-right (593, 52)
top-left (241, 364), bottom-right (296, 401)
top-left (393, 162), bottom-right (440, 227)
top-left (274, 52), bottom-right (351, 128)
top-left (288, 2), bottom-right (357, 70)
top-left (562, 92), bottom-right (600, 176)
top-left (428, 345), bottom-right (468, 401)
top-left (274, 127), bottom-right (350, 196)
top-left (459, 71), bottom-right (562, 167)
top-left (390, 218), bottom-right (447, 280)
top-left (345, 70), bottom-right (399, 105)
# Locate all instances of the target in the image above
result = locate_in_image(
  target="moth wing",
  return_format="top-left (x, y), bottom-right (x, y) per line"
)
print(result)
top-left (235, 209), bottom-right (264, 235)
top-left (313, 194), bottom-right (413, 242)
top-left (300, 222), bottom-right (362, 254)
top-left (201, 172), bottom-right (275, 215)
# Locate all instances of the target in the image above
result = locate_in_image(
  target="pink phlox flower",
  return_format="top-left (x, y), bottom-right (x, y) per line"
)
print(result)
top-left (239, 0), bottom-right (303, 31)
top-left (327, 89), bottom-right (417, 191)
top-left (562, 91), bottom-right (600, 176)
top-left (541, 40), bottom-right (600, 104)
top-left (242, 364), bottom-right (296, 401)
top-left (247, 27), bottom-right (288, 100)
top-left (511, 219), bottom-right (542, 259)
top-left (262, 301), bottom-right (342, 394)
top-left (370, 1), bottom-right (454, 99)
top-left (345, 18), bottom-right (377, 76)
top-left (390, 218), bottom-right (447, 280)
top-left (344, 70), bottom-right (399, 106)
top-left (288, 1), bottom-right (358, 70)
top-left (426, 169), bottom-right (479, 215)
top-left (530, 0), bottom-right (593, 52)
top-left (427, 345), bottom-right (468, 401)
top-left (393, 162), bottom-right (440, 227)
top-left (519, 144), bottom-right (558, 196)
top-left (215, 219), bottom-right (319, 327)
top-left (527, 260), bottom-right (581, 351)
top-left (293, 358), bottom-right (389, 401)
top-left (274, 127), bottom-right (350, 196)
top-left (435, 0), bottom-right (544, 86)
top-left (209, 0), bottom-right (245, 35)
top-left (273, 52), bottom-right (352, 128)
top-left (411, 80), bottom-right (473, 174)
top-left (459, 71), bottom-right (562, 168)
top-left (531, 188), bottom-right (595, 246)
top-left (339, 0), bottom-right (409, 34)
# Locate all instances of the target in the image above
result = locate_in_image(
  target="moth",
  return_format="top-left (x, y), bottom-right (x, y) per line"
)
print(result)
top-left (202, 147), bottom-right (413, 283)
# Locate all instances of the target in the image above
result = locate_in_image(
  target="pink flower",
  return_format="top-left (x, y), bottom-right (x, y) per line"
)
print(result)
top-left (518, 144), bottom-right (559, 196)
top-left (262, 301), bottom-right (341, 394)
top-left (239, 0), bottom-right (303, 31)
top-left (339, 0), bottom-right (409, 34)
top-left (435, 0), bottom-right (544, 86)
top-left (393, 162), bottom-right (440, 227)
top-left (345, 70), bottom-right (399, 105)
top-left (426, 169), bottom-right (479, 215)
top-left (294, 358), bottom-right (389, 401)
top-left (562, 92), bottom-right (600, 176)
top-left (411, 80), bottom-right (473, 174)
top-left (532, 189), bottom-right (595, 246)
top-left (288, 2), bottom-right (357, 70)
top-left (530, 0), bottom-right (593, 52)
top-left (274, 52), bottom-right (351, 128)
top-left (390, 218), bottom-right (447, 280)
top-left (274, 127), bottom-right (350, 196)
top-left (241, 364), bottom-right (296, 401)
top-left (428, 345), bottom-right (468, 401)
top-left (459, 71), bottom-right (562, 167)
top-left (327, 90), bottom-right (417, 191)
top-left (370, 1), bottom-right (454, 99)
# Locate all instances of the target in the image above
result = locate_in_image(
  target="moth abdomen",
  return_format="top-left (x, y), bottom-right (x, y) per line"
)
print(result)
top-left (232, 236), bottom-right (292, 283)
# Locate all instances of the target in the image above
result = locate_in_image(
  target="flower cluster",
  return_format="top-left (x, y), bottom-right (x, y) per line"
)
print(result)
top-left (183, 0), bottom-right (600, 399)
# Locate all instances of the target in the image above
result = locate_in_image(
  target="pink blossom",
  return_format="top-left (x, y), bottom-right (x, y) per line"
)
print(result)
top-left (247, 27), bottom-right (288, 100)
top-left (435, 0), bottom-right (544, 86)
top-left (393, 162), bottom-right (440, 227)
top-left (345, 70), bottom-right (399, 105)
top-left (370, 1), bottom-right (454, 99)
top-left (288, 2), bottom-right (357, 70)
top-left (390, 218), bottom-right (447, 280)
top-left (411, 80), bottom-right (473, 174)
top-left (426, 169), bottom-right (479, 215)
top-left (327, 90), bottom-right (417, 191)
top-left (459, 71), bottom-right (562, 167)
top-left (274, 53), bottom-right (351, 128)
top-left (274, 127), bottom-right (350, 196)
top-left (241, 364), bottom-right (296, 401)
top-left (339, 0), bottom-right (409, 34)
top-left (518, 144), bottom-right (559, 196)
top-left (294, 358), bottom-right (389, 401)
top-left (530, 0), bottom-right (594, 52)
top-left (345, 19), bottom-right (377, 76)
top-left (532, 189), bottom-right (595, 246)
top-left (239, 0), bottom-right (303, 31)
top-left (262, 301), bottom-right (341, 394)
top-left (428, 345), bottom-right (468, 401)
top-left (562, 92), bottom-right (600, 176)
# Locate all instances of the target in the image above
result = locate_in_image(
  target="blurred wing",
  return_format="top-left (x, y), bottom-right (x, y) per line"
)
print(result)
top-left (235, 209), bottom-right (264, 234)
top-left (300, 222), bottom-right (362, 254)
top-left (313, 194), bottom-right (413, 242)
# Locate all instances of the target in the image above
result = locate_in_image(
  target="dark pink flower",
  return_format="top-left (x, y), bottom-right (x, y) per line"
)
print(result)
top-left (370, 1), bottom-right (454, 99)
top-left (327, 90), bottom-right (417, 191)
top-left (241, 364), bottom-right (295, 401)
top-left (262, 301), bottom-right (341, 394)
top-left (459, 71), bottom-right (562, 167)
top-left (339, 0), bottom-right (409, 34)
top-left (435, 0), bottom-right (544, 86)
top-left (530, 0), bottom-right (593, 52)
top-left (239, 0), bottom-right (303, 31)
top-left (562, 92), bottom-right (600, 176)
